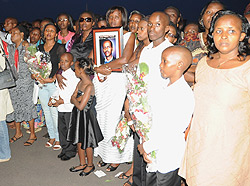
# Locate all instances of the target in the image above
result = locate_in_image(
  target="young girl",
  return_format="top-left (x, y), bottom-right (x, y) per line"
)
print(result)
top-left (56, 13), bottom-right (75, 44)
top-left (68, 57), bottom-right (103, 176)
top-left (179, 10), bottom-right (250, 186)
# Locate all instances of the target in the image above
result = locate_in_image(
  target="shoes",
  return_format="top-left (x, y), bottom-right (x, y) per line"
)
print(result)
top-left (106, 164), bottom-right (119, 172)
top-left (57, 152), bottom-right (65, 158)
top-left (61, 155), bottom-right (72, 161)
top-left (24, 138), bottom-right (37, 146)
top-left (69, 164), bottom-right (87, 172)
top-left (123, 180), bottom-right (133, 186)
top-left (53, 144), bottom-right (61, 151)
top-left (9, 135), bottom-right (23, 143)
top-left (0, 158), bottom-right (10, 163)
top-left (97, 160), bottom-right (107, 167)
top-left (79, 165), bottom-right (95, 176)
top-left (118, 172), bottom-right (131, 179)
top-left (45, 141), bottom-right (54, 148)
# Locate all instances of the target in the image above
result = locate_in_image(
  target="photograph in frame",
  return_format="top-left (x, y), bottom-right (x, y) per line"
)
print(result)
top-left (93, 27), bottom-right (123, 72)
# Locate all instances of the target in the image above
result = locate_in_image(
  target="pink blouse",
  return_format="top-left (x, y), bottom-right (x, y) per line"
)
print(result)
top-left (58, 31), bottom-right (75, 44)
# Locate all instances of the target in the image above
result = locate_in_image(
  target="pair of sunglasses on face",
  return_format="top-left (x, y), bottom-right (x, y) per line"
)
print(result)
top-left (79, 17), bottom-right (92, 22)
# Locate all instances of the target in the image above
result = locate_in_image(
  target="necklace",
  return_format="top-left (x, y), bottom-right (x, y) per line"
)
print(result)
top-left (216, 55), bottom-right (238, 68)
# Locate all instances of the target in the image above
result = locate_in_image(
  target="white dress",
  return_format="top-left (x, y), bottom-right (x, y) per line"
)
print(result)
top-left (93, 32), bottom-right (134, 163)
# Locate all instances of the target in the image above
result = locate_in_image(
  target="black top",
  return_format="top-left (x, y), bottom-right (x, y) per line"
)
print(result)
top-left (38, 43), bottom-right (65, 78)
top-left (70, 32), bottom-right (93, 62)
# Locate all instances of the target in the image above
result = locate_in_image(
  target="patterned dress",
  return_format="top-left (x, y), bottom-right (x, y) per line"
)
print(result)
top-left (6, 43), bottom-right (37, 122)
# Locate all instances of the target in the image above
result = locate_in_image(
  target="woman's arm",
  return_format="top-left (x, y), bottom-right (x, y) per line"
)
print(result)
top-left (70, 84), bottom-right (79, 103)
top-left (71, 84), bottom-right (93, 111)
top-left (37, 74), bottom-right (56, 84)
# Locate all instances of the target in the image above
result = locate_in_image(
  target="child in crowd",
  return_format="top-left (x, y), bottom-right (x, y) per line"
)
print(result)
top-left (48, 52), bottom-right (79, 160)
top-left (138, 46), bottom-right (195, 186)
top-left (68, 57), bottom-right (103, 176)
top-left (179, 23), bottom-right (200, 53)
top-left (179, 23), bottom-right (206, 86)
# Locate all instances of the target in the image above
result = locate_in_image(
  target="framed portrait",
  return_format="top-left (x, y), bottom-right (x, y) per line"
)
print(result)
top-left (93, 27), bottom-right (123, 72)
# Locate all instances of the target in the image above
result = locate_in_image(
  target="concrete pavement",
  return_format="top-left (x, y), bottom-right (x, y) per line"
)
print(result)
top-left (0, 126), bottom-right (131, 186)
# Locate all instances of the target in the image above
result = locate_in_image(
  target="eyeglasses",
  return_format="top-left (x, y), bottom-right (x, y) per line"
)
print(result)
top-left (58, 18), bottom-right (68, 22)
top-left (79, 17), bottom-right (92, 22)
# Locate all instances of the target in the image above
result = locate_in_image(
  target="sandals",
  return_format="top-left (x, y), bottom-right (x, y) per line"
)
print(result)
top-left (45, 141), bottom-right (53, 148)
top-left (106, 164), bottom-right (119, 172)
top-left (53, 144), bottom-right (61, 151)
top-left (9, 135), bottom-right (23, 143)
top-left (118, 172), bottom-right (131, 179)
top-left (79, 165), bottom-right (95, 176)
top-left (24, 138), bottom-right (37, 146)
top-left (97, 160), bottom-right (107, 167)
top-left (69, 164), bottom-right (87, 172)
top-left (123, 180), bottom-right (132, 186)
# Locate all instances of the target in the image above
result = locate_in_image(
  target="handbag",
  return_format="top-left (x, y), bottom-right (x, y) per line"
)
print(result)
top-left (0, 40), bottom-right (18, 90)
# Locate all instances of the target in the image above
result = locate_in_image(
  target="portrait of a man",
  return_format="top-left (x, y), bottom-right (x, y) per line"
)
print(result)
top-left (101, 38), bottom-right (116, 64)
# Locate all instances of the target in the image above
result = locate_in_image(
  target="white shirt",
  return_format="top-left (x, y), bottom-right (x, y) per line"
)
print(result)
top-left (138, 39), bottom-right (173, 93)
top-left (143, 76), bottom-right (195, 174)
top-left (53, 68), bottom-right (79, 112)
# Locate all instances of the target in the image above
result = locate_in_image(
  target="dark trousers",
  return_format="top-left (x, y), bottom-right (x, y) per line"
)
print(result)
top-left (58, 112), bottom-right (76, 157)
top-left (132, 132), bottom-right (147, 186)
top-left (146, 169), bottom-right (181, 186)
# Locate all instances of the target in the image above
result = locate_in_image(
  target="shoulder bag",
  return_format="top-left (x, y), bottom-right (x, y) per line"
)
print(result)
top-left (0, 40), bottom-right (18, 90)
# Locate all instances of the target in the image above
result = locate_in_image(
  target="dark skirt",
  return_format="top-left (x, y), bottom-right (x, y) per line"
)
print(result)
top-left (67, 106), bottom-right (103, 150)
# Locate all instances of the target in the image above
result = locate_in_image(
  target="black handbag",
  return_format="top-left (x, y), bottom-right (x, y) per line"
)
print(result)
top-left (0, 40), bottom-right (18, 90)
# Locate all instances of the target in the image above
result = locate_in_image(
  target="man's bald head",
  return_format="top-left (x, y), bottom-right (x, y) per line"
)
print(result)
top-left (148, 11), bottom-right (170, 46)
top-left (160, 46), bottom-right (192, 82)
top-left (163, 46), bottom-right (192, 72)
top-left (150, 11), bottom-right (170, 26)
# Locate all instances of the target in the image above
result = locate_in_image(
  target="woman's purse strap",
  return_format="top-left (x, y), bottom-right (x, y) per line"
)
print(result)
top-left (0, 40), bottom-right (18, 80)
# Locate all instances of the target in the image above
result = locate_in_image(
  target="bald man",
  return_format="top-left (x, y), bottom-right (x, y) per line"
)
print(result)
top-left (132, 11), bottom-right (173, 186)
top-left (138, 46), bottom-right (194, 186)
top-left (0, 17), bottom-right (18, 44)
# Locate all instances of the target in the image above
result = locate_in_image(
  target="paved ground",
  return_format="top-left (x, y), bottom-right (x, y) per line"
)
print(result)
top-left (0, 126), bottom-right (131, 186)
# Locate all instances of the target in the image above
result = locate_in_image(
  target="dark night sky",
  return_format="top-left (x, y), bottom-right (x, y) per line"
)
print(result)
top-left (0, 0), bottom-right (248, 23)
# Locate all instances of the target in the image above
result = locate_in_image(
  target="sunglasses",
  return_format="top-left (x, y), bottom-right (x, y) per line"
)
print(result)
top-left (79, 17), bottom-right (92, 22)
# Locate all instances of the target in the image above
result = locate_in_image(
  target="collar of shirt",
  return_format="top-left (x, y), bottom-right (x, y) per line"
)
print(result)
top-left (62, 68), bottom-right (74, 76)
top-left (104, 56), bottom-right (114, 64)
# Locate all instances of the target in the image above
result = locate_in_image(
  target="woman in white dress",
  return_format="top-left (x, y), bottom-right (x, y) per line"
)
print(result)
top-left (93, 6), bottom-right (136, 172)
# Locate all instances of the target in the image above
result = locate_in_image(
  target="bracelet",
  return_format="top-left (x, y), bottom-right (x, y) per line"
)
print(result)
top-left (127, 120), bottom-right (133, 126)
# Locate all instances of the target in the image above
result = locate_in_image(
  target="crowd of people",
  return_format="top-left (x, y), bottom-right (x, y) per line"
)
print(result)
top-left (0, 1), bottom-right (250, 186)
